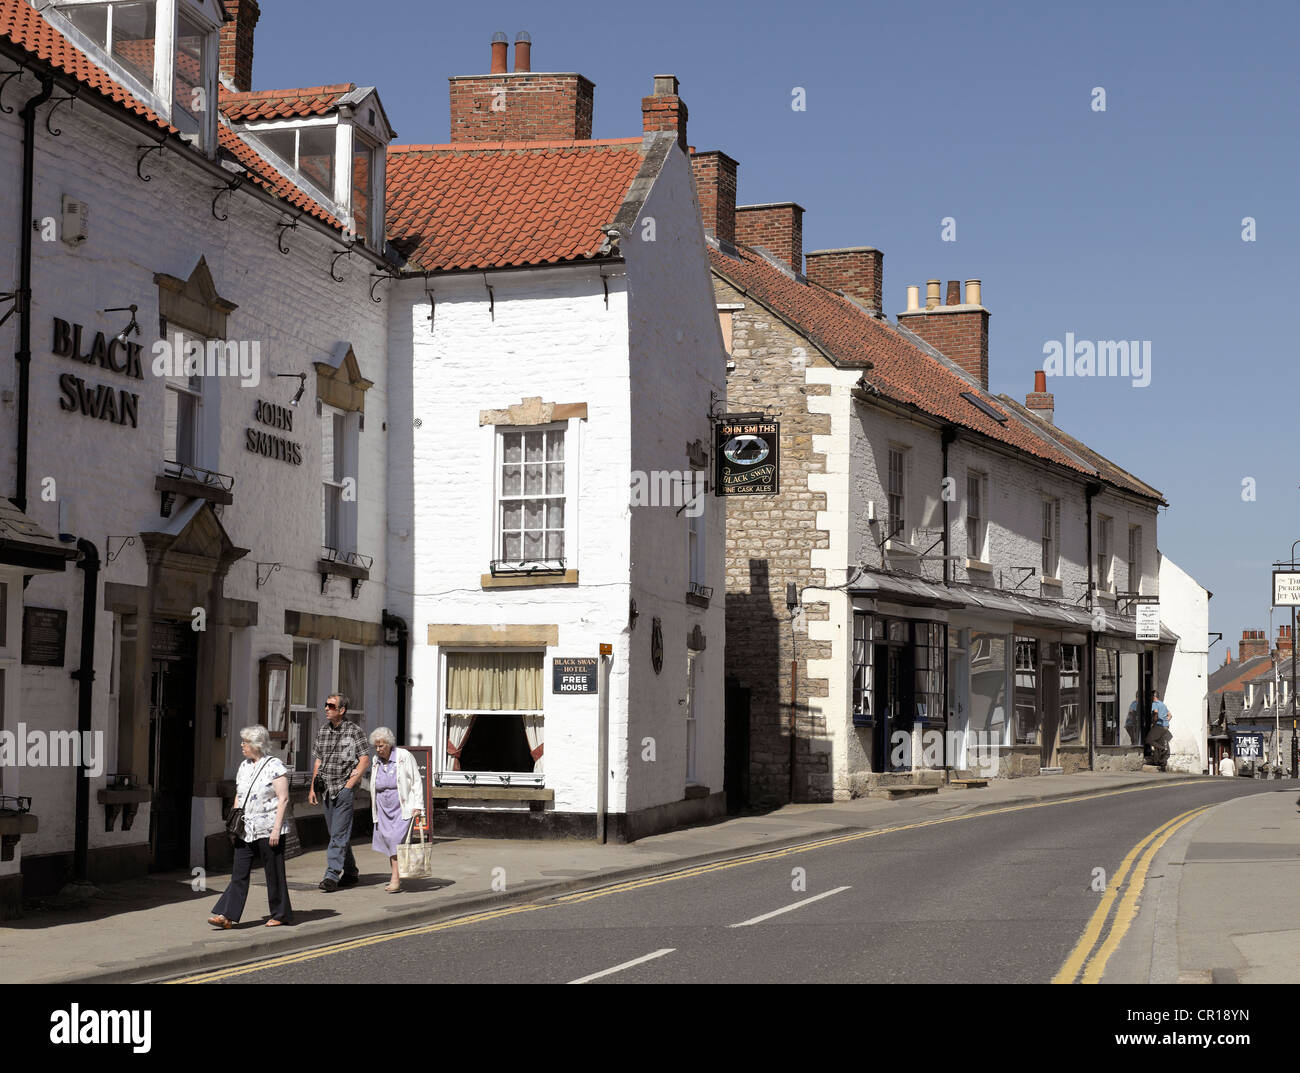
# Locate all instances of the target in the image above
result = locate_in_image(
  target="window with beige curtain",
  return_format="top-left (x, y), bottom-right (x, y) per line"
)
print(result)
top-left (443, 652), bottom-right (544, 777)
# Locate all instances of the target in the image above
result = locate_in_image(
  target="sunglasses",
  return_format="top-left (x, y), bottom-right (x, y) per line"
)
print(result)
top-left (325, 703), bottom-right (340, 710)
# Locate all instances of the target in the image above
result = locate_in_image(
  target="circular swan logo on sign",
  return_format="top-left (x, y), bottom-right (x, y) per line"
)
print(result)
top-left (722, 435), bottom-right (769, 466)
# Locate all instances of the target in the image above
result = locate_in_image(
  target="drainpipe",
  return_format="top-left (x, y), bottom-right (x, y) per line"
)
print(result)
top-left (940, 427), bottom-right (957, 780)
top-left (1085, 483), bottom-right (1102, 771)
top-left (71, 538), bottom-right (99, 882)
top-left (382, 610), bottom-right (410, 744)
top-left (940, 427), bottom-right (957, 587)
top-left (11, 75), bottom-right (54, 514)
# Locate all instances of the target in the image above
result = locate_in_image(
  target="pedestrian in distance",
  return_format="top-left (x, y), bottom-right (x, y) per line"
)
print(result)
top-left (208, 725), bottom-right (292, 929)
top-left (1145, 689), bottom-right (1173, 771)
top-left (308, 692), bottom-right (370, 892)
top-left (1219, 753), bottom-right (1236, 777)
top-left (368, 727), bottom-right (425, 893)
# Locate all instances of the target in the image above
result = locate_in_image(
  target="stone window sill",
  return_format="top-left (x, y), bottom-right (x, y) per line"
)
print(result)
top-left (480, 571), bottom-right (578, 590)
top-left (964, 558), bottom-right (993, 572)
top-left (432, 786), bottom-right (554, 802)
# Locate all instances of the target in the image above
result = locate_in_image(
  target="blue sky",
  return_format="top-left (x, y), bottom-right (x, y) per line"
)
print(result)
top-left (257, 0), bottom-right (1299, 668)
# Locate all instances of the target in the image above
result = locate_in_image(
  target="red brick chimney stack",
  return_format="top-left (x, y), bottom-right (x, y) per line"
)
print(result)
top-left (897, 278), bottom-right (990, 390)
top-left (691, 150), bottom-right (738, 244)
top-left (735, 203), bottom-right (804, 273)
top-left (218, 0), bottom-right (260, 92)
top-left (804, 248), bottom-right (883, 314)
top-left (1275, 624), bottom-right (1292, 659)
top-left (1239, 629), bottom-right (1269, 660)
top-left (1026, 369), bottom-right (1055, 425)
top-left (449, 33), bottom-right (595, 143)
top-left (641, 75), bottom-right (688, 152)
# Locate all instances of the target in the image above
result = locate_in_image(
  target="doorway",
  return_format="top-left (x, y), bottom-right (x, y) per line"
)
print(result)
top-left (148, 622), bottom-right (196, 871)
top-left (1039, 645), bottom-right (1060, 768)
top-left (872, 642), bottom-right (911, 772)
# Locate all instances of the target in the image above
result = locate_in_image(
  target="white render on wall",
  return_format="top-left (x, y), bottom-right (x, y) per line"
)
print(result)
top-left (1157, 553), bottom-right (1210, 773)
top-left (0, 83), bottom-right (392, 868)
top-left (386, 138), bottom-right (726, 823)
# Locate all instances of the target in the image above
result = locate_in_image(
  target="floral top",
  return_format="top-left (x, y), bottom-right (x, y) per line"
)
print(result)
top-left (235, 756), bottom-right (289, 841)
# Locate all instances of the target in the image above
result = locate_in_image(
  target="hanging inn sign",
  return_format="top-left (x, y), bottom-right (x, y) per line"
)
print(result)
top-left (715, 418), bottom-right (779, 496)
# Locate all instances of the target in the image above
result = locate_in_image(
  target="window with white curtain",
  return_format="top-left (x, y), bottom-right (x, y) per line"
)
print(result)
top-left (497, 427), bottom-right (566, 567)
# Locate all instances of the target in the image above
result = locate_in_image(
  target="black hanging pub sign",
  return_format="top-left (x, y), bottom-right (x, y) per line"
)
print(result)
top-left (714, 417), bottom-right (779, 496)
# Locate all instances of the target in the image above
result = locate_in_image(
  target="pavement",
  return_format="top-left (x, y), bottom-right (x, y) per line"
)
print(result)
top-left (1106, 784), bottom-right (1300, 984)
top-left (0, 769), bottom-right (1292, 984)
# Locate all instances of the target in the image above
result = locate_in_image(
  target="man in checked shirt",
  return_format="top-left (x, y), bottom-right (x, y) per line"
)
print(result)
top-left (308, 692), bottom-right (370, 891)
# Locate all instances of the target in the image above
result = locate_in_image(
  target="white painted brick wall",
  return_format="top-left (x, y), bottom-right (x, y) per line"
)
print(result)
top-left (1, 90), bottom-right (391, 863)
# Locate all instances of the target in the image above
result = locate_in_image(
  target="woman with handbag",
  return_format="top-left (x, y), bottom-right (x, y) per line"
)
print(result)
top-left (208, 725), bottom-right (293, 928)
top-left (368, 727), bottom-right (425, 893)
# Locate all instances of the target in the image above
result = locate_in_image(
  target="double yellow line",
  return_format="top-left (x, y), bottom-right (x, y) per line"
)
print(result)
top-left (169, 780), bottom-right (1200, 983)
top-left (1053, 804), bottom-right (1211, 984)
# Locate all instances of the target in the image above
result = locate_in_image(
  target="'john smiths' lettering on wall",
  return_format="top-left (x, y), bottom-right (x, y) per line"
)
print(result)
top-left (52, 318), bottom-right (142, 428)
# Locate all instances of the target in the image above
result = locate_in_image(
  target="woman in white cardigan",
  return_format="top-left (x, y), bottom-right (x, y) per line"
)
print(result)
top-left (368, 727), bottom-right (425, 893)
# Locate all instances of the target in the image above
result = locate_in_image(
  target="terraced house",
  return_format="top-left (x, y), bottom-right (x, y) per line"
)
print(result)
top-left (0, 3), bottom-right (726, 916)
top-left (688, 149), bottom-right (1208, 803)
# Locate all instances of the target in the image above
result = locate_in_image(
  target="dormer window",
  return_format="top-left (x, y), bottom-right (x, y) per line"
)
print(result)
top-left (65, 2), bottom-right (158, 87)
top-left (351, 134), bottom-right (378, 247)
top-left (256, 124), bottom-right (337, 201)
top-left (49, 0), bottom-right (221, 152)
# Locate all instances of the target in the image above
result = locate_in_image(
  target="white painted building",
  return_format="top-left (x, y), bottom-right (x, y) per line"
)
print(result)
top-left (382, 63), bottom-right (726, 839)
top-left (0, 0), bottom-right (398, 912)
top-left (1157, 553), bottom-right (1210, 773)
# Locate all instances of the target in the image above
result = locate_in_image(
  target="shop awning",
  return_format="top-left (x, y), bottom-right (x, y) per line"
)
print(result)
top-left (848, 571), bottom-right (965, 610)
top-left (0, 500), bottom-right (79, 573)
top-left (850, 571), bottom-right (1177, 644)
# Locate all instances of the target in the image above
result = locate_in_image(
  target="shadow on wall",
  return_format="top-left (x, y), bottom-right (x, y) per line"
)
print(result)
top-left (725, 558), bottom-right (828, 807)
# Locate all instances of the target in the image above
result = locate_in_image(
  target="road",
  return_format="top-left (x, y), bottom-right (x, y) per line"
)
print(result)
top-left (181, 779), bottom-right (1289, 984)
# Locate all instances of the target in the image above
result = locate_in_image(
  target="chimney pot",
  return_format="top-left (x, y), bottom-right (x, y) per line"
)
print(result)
top-left (906, 285), bottom-right (920, 312)
top-left (653, 74), bottom-right (679, 96)
top-left (925, 279), bottom-right (941, 309)
top-left (965, 279), bottom-right (981, 306)
top-left (490, 31), bottom-right (508, 74)
top-left (1034, 370), bottom-right (1047, 393)
top-left (513, 30), bottom-right (531, 73)
top-left (946, 280), bottom-right (961, 306)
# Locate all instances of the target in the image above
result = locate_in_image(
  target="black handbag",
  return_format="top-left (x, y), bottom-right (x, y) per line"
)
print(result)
top-left (225, 758), bottom-right (271, 844)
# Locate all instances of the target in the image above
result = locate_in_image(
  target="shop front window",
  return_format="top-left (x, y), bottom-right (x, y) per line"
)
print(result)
top-left (1060, 643), bottom-right (1082, 742)
top-left (1014, 637), bottom-right (1038, 744)
top-left (852, 612), bottom-right (873, 726)
top-left (969, 632), bottom-right (1009, 746)
top-left (914, 622), bottom-right (943, 724)
top-left (1096, 647), bottom-right (1119, 745)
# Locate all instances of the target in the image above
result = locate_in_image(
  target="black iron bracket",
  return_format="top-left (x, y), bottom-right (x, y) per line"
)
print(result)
top-left (1008, 565), bottom-right (1037, 591)
top-left (0, 67), bottom-right (26, 115)
top-left (600, 270), bottom-right (609, 309)
top-left (484, 273), bottom-right (494, 320)
top-left (276, 214), bottom-right (299, 255)
top-left (255, 562), bottom-right (281, 589)
top-left (136, 142), bottom-right (165, 182)
top-left (211, 175), bottom-right (244, 221)
top-left (105, 535), bottom-right (136, 564)
top-left (45, 90), bottom-right (77, 136)
top-left (369, 271), bottom-right (395, 304)
top-left (425, 279), bottom-right (435, 326)
top-left (330, 247), bottom-right (353, 283)
top-left (0, 290), bottom-right (20, 329)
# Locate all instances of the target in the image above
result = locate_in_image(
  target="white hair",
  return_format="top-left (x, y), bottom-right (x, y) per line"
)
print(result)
top-left (240, 725), bottom-right (271, 754)
top-left (369, 726), bottom-right (396, 749)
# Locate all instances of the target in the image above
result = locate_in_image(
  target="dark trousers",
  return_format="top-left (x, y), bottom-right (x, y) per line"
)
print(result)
top-left (321, 787), bottom-right (358, 882)
top-left (212, 837), bottom-right (291, 923)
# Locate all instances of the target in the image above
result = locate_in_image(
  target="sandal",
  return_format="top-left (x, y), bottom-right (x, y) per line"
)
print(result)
top-left (265, 918), bottom-right (286, 927)
top-left (385, 883), bottom-right (401, 894)
top-left (207, 915), bottom-right (233, 929)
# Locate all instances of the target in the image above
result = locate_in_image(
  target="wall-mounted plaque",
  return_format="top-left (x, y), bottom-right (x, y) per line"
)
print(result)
top-left (22, 606), bottom-right (67, 667)
top-left (553, 657), bottom-right (598, 694)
